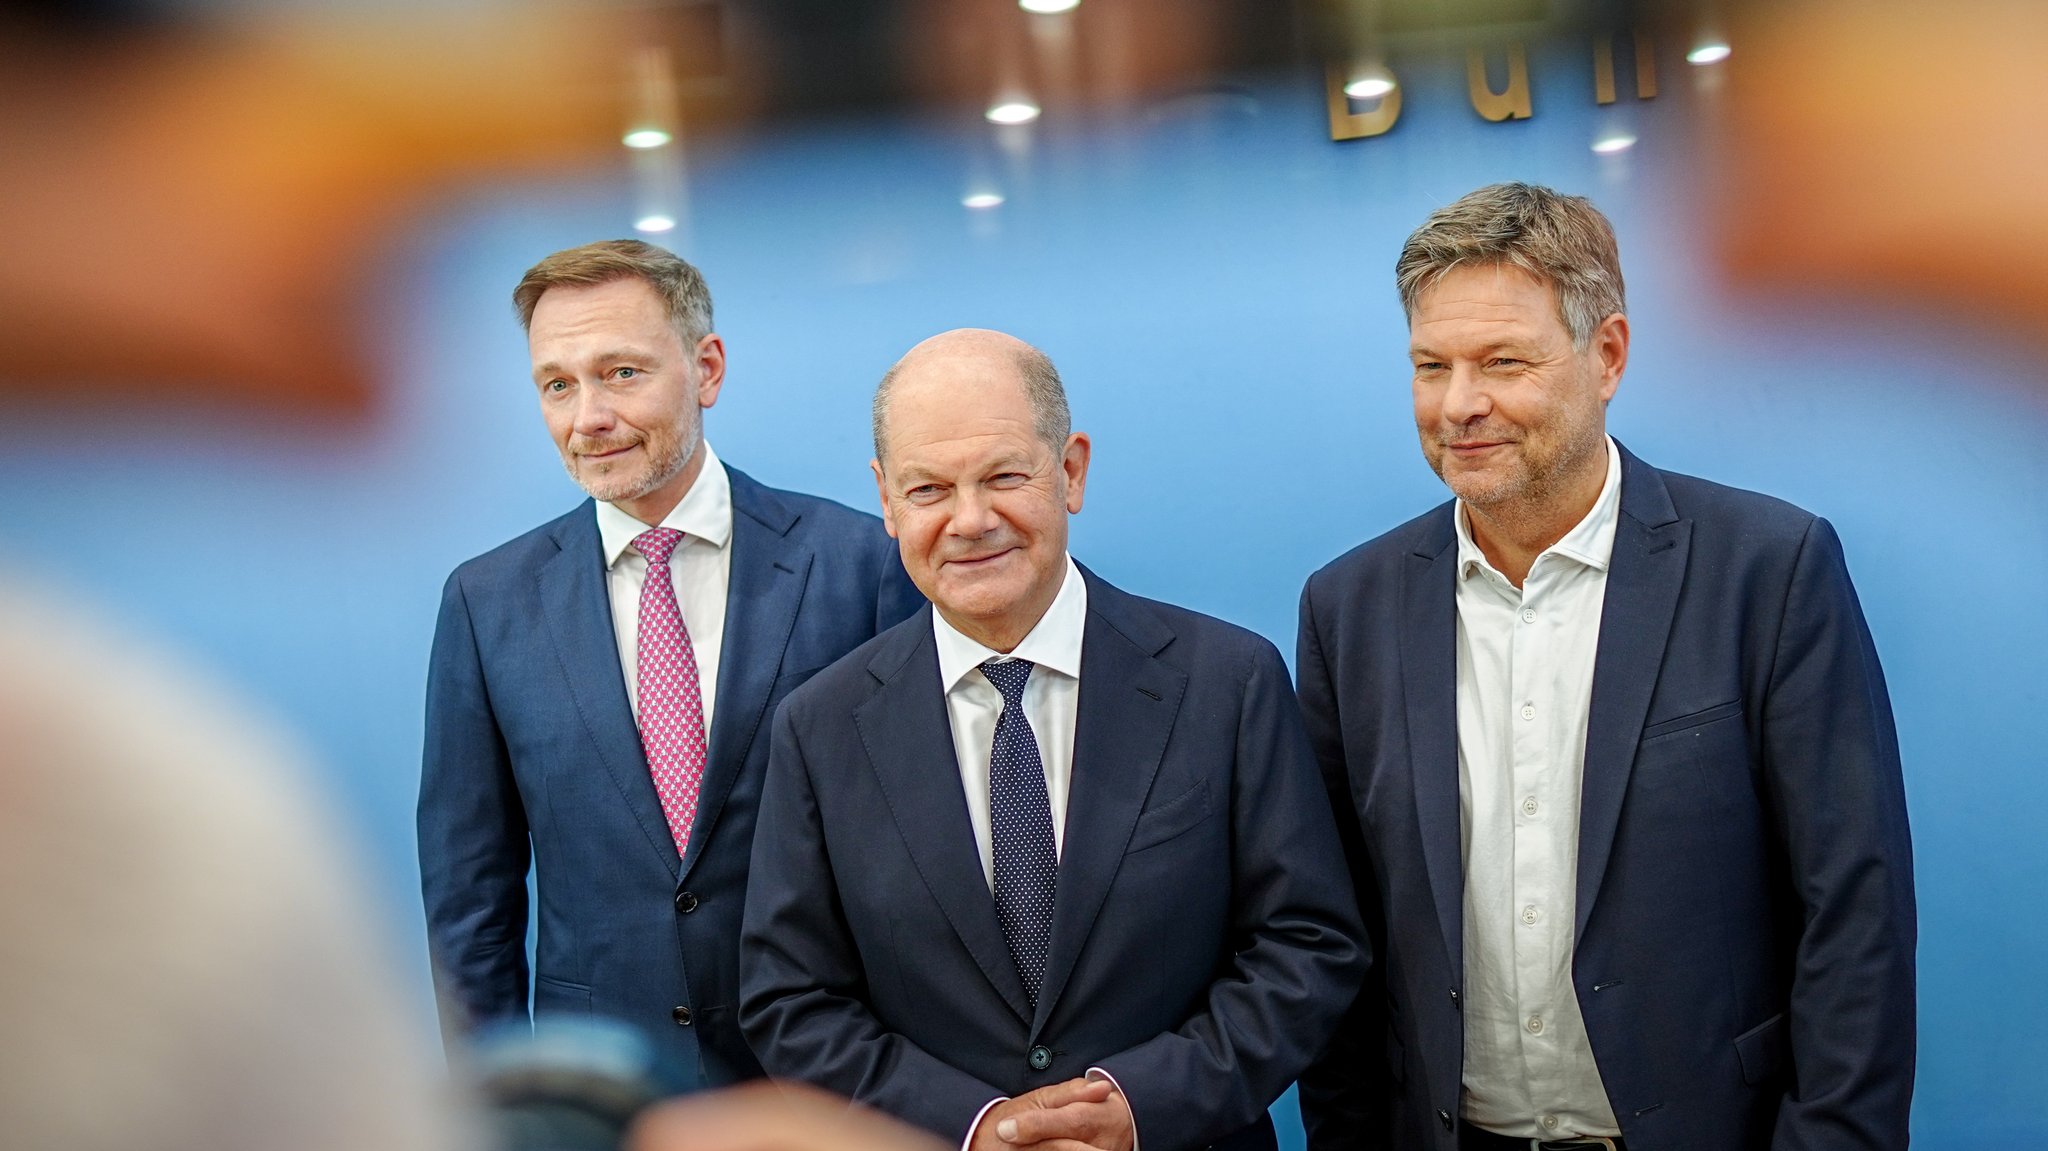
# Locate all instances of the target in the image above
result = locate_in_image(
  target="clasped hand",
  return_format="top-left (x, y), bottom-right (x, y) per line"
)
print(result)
top-left (970, 1077), bottom-right (1135, 1151)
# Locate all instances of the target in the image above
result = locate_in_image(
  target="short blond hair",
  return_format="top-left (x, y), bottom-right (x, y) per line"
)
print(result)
top-left (1396, 182), bottom-right (1625, 346)
top-left (512, 238), bottom-right (714, 345)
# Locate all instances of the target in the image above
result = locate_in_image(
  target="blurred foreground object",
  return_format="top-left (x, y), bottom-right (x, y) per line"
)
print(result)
top-left (0, 4), bottom-right (649, 417)
top-left (1719, 0), bottom-right (2048, 331)
top-left (472, 1015), bottom-right (692, 1151)
top-left (631, 1081), bottom-right (949, 1151)
top-left (0, 575), bottom-right (467, 1151)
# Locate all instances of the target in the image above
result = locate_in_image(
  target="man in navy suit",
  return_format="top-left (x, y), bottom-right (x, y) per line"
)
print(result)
top-left (1297, 184), bottom-right (1915, 1151)
top-left (419, 240), bottom-right (921, 1085)
top-left (740, 329), bottom-right (1366, 1151)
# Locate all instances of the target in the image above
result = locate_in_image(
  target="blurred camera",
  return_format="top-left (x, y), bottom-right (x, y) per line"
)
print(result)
top-left (468, 1016), bottom-right (692, 1151)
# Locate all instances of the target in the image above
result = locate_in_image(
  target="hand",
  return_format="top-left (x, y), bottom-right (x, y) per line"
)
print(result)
top-left (974, 1077), bottom-right (1134, 1151)
top-left (630, 1080), bottom-right (949, 1151)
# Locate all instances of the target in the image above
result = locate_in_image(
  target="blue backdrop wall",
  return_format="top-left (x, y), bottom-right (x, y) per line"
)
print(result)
top-left (2, 42), bottom-right (2042, 1148)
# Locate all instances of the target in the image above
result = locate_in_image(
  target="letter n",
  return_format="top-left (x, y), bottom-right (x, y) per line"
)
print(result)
top-left (1594, 30), bottom-right (1658, 104)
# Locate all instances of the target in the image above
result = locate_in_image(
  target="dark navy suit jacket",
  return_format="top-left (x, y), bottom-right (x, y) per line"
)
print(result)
top-left (740, 567), bottom-right (1368, 1151)
top-left (1296, 444), bottom-right (1915, 1151)
top-left (419, 465), bottom-right (922, 1085)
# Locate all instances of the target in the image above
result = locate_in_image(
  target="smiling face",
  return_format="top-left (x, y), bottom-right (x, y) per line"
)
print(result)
top-left (1408, 262), bottom-right (1627, 527)
top-left (528, 276), bottom-right (724, 524)
top-left (872, 332), bottom-right (1089, 653)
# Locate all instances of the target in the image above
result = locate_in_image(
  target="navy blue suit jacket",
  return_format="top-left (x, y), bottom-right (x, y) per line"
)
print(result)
top-left (419, 465), bottom-right (923, 1085)
top-left (740, 567), bottom-right (1368, 1151)
top-left (1295, 445), bottom-right (1915, 1151)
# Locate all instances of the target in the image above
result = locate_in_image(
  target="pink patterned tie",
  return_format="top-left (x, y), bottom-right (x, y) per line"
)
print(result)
top-left (632, 527), bottom-right (709, 858)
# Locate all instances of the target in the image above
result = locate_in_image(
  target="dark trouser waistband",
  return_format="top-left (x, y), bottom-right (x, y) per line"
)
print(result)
top-left (1459, 1124), bottom-right (1625, 1151)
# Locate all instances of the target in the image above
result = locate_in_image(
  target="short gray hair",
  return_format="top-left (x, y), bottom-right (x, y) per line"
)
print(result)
top-left (871, 342), bottom-right (1072, 466)
top-left (1395, 182), bottom-right (1625, 346)
top-left (512, 238), bottom-right (715, 347)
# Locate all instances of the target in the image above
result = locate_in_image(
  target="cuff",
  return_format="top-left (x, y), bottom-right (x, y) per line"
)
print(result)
top-left (1086, 1066), bottom-right (1139, 1151)
top-left (961, 1095), bottom-right (1009, 1151)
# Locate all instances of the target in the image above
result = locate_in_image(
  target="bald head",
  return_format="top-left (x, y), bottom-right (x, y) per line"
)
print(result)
top-left (867, 328), bottom-right (1090, 652)
top-left (872, 328), bottom-right (1071, 469)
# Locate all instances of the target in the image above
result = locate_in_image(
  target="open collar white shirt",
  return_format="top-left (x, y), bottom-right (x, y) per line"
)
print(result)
top-left (1455, 436), bottom-right (1624, 1139)
top-left (932, 555), bottom-right (1087, 890)
top-left (594, 442), bottom-right (734, 737)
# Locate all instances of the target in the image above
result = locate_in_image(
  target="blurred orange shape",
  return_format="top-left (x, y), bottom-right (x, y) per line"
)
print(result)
top-left (0, 6), bottom-right (653, 419)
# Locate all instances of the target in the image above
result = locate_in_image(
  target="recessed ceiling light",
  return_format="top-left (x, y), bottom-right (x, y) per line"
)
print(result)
top-left (1591, 134), bottom-right (1637, 155)
top-left (1344, 77), bottom-right (1396, 100)
top-left (1687, 43), bottom-right (1732, 65)
top-left (1019, 0), bottom-right (1079, 11)
top-left (634, 214), bottom-right (677, 233)
top-left (963, 193), bottom-right (1006, 210)
top-left (623, 129), bottom-right (672, 149)
top-left (985, 101), bottom-right (1042, 125)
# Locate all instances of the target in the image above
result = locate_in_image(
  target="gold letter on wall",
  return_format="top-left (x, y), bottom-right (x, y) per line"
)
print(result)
top-left (1327, 65), bottom-right (1403, 140)
top-left (1467, 44), bottom-right (1533, 121)
top-left (1594, 30), bottom-right (1658, 104)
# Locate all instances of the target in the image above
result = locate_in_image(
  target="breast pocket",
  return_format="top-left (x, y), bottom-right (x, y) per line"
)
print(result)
top-left (1634, 701), bottom-right (1753, 813)
top-left (1126, 778), bottom-right (1214, 854)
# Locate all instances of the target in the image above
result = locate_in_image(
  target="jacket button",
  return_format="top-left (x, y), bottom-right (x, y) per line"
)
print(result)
top-left (671, 1006), bottom-right (693, 1026)
top-left (1438, 1109), bottom-right (1453, 1131)
top-left (675, 890), bottom-right (699, 913)
top-left (1028, 1045), bottom-right (1053, 1071)
top-left (1449, 988), bottom-right (1461, 1010)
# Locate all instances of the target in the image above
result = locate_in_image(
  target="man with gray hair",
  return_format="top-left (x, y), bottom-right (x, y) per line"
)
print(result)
top-left (741, 328), bottom-right (1367, 1151)
top-left (1297, 183), bottom-right (1915, 1150)
top-left (420, 239), bottom-right (922, 1087)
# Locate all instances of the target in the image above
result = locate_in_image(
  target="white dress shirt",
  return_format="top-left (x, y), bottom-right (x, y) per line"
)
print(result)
top-left (1456, 436), bottom-right (1624, 1139)
top-left (934, 558), bottom-right (1137, 1150)
top-left (594, 442), bottom-right (734, 736)
top-left (933, 555), bottom-right (1086, 889)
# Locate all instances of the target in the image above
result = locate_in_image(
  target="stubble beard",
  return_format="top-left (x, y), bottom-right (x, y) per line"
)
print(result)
top-left (564, 409), bottom-right (700, 506)
top-left (1432, 401), bottom-right (1605, 539)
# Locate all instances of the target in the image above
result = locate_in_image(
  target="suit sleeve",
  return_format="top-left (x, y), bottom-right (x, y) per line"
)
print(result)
top-left (418, 570), bottom-right (531, 1045)
top-left (1762, 517), bottom-right (1916, 1149)
top-left (1091, 639), bottom-right (1370, 1151)
top-left (1293, 577), bottom-right (1395, 1151)
top-left (740, 700), bottom-right (1006, 1141)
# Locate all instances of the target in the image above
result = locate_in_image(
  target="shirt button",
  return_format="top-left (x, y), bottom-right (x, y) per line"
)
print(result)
top-left (1541, 1114), bottom-right (1560, 1131)
top-left (1521, 905), bottom-right (1539, 925)
top-left (1521, 702), bottom-right (1536, 721)
top-left (1521, 607), bottom-right (1537, 623)
top-left (1522, 796), bottom-right (1539, 816)
top-left (1527, 1015), bottom-right (1544, 1035)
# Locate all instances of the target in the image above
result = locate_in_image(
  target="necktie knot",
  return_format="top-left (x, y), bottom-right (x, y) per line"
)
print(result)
top-left (632, 526), bottom-right (685, 566)
top-left (979, 657), bottom-right (1034, 705)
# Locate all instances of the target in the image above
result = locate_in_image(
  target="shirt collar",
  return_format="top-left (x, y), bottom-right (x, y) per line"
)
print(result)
top-left (933, 555), bottom-right (1088, 694)
top-left (595, 441), bottom-right (734, 570)
top-left (1455, 435), bottom-right (1623, 583)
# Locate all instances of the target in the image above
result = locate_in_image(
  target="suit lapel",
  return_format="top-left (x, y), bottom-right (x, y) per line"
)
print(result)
top-left (1401, 509), bottom-right (1465, 978)
top-left (1575, 448), bottom-right (1689, 941)
top-left (1032, 572), bottom-right (1186, 1036)
top-left (686, 469), bottom-right (811, 881)
top-left (855, 618), bottom-right (1035, 1024)
top-left (539, 503), bottom-right (679, 879)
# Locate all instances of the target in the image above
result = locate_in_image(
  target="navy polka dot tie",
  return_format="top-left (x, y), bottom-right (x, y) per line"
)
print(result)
top-left (980, 657), bottom-right (1058, 1009)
